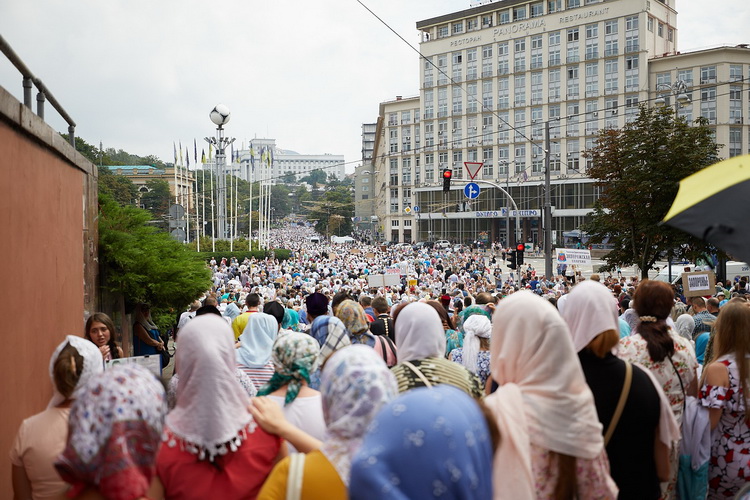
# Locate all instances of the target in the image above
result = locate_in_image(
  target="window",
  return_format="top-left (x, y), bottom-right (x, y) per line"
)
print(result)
top-left (700, 66), bottom-right (717, 83)
top-left (467, 18), bottom-right (478, 31)
top-left (515, 39), bottom-right (526, 53)
top-left (514, 74), bottom-right (526, 106)
top-left (453, 22), bottom-right (464, 35)
top-left (452, 86), bottom-right (463, 114)
top-left (549, 31), bottom-right (561, 46)
top-left (467, 83), bottom-right (478, 113)
top-left (482, 80), bottom-right (493, 110)
top-left (625, 55), bottom-right (638, 70)
top-left (625, 16), bottom-right (638, 31)
top-left (586, 24), bottom-right (598, 39)
top-left (605, 20), bottom-right (618, 35)
top-left (668, 28), bottom-right (673, 42)
top-left (647, 17), bottom-right (653, 32)
top-left (438, 25), bottom-right (449, 38)
top-left (657, 23), bottom-right (663, 37)
top-left (567, 0), bottom-right (581, 7)
top-left (548, 0), bottom-right (562, 13)
top-left (482, 14), bottom-right (493, 27)
top-left (531, 2), bottom-right (544, 17)
top-left (531, 35), bottom-right (543, 50)
top-left (567, 28), bottom-right (579, 42)
top-left (513, 6), bottom-right (527, 20)
top-left (730, 64), bottom-right (743, 81)
top-left (499, 10), bottom-right (510, 24)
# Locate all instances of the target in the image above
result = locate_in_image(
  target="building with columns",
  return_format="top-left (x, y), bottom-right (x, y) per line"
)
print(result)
top-left (370, 0), bottom-right (750, 244)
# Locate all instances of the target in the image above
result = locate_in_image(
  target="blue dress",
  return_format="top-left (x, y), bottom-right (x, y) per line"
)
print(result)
top-left (133, 323), bottom-right (162, 368)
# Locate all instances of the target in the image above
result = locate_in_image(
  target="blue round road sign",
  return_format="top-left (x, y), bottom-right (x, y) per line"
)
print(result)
top-left (464, 182), bottom-right (480, 199)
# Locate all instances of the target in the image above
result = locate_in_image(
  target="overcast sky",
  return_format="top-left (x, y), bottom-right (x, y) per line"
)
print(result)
top-left (1, 0), bottom-right (747, 173)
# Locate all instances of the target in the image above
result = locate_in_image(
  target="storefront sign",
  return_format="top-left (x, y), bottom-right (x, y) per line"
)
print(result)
top-left (555, 248), bottom-right (592, 266)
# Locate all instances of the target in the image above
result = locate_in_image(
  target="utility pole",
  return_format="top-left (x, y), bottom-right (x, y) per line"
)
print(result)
top-left (544, 120), bottom-right (553, 279)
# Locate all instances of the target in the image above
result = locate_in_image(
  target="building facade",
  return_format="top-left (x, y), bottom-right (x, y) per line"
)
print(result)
top-left (354, 123), bottom-right (378, 234)
top-left (370, 0), bottom-right (750, 244)
top-left (103, 164), bottom-right (194, 211)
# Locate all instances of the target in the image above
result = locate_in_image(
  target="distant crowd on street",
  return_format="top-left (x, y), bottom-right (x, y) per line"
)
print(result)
top-left (11, 223), bottom-right (750, 499)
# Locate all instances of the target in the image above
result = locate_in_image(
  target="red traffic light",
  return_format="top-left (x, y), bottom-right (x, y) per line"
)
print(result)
top-left (516, 243), bottom-right (525, 252)
top-left (443, 169), bottom-right (453, 179)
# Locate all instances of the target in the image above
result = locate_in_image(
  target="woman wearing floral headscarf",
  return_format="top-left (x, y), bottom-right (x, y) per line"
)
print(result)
top-left (11, 336), bottom-right (102, 500)
top-left (155, 314), bottom-right (284, 499)
top-left (308, 315), bottom-right (351, 389)
top-left (335, 300), bottom-right (376, 347)
top-left (258, 332), bottom-right (326, 451)
top-left (349, 385), bottom-right (495, 499)
top-left (54, 363), bottom-right (166, 500)
top-left (255, 345), bottom-right (398, 499)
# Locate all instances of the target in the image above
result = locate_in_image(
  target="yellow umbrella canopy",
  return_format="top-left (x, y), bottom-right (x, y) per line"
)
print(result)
top-left (663, 154), bottom-right (750, 262)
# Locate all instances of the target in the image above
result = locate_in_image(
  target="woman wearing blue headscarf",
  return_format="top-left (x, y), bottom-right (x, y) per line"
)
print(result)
top-left (236, 312), bottom-right (278, 389)
top-left (349, 385), bottom-right (495, 499)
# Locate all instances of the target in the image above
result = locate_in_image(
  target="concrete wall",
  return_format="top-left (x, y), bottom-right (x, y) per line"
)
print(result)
top-left (0, 85), bottom-right (97, 496)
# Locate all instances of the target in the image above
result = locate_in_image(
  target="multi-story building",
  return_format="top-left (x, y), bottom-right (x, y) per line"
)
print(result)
top-left (354, 123), bottom-right (378, 234)
top-left (370, 0), bottom-right (750, 244)
top-left (102, 164), bottom-right (194, 210)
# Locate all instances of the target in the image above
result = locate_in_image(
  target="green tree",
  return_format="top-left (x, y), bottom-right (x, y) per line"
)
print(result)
top-left (140, 178), bottom-right (172, 222)
top-left (270, 184), bottom-right (291, 219)
top-left (583, 106), bottom-right (721, 278)
top-left (306, 186), bottom-right (354, 237)
top-left (301, 169), bottom-right (327, 186)
top-left (97, 192), bottom-right (212, 309)
top-left (281, 171), bottom-right (296, 184)
top-left (97, 165), bottom-right (139, 205)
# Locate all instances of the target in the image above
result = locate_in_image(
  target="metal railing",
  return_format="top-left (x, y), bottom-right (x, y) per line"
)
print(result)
top-left (0, 34), bottom-right (76, 146)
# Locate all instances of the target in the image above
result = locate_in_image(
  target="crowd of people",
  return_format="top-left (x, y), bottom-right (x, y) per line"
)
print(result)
top-left (10, 224), bottom-right (750, 499)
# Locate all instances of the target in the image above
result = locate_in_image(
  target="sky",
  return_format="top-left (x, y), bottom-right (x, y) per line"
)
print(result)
top-left (1, 0), bottom-right (748, 174)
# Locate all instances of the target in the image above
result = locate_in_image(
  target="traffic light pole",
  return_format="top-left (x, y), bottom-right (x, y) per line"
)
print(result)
top-left (458, 179), bottom-right (521, 247)
top-left (544, 121), bottom-right (553, 280)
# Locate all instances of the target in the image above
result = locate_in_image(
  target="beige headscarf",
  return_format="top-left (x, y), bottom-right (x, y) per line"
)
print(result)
top-left (484, 291), bottom-right (604, 499)
top-left (561, 280), bottom-right (620, 352)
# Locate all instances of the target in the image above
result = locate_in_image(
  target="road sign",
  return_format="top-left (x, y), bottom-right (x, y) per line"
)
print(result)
top-left (413, 206), bottom-right (420, 212)
top-left (404, 206), bottom-right (412, 214)
top-left (464, 182), bottom-right (480, 199)
top-left (464, 162), bottom-right (483, 180)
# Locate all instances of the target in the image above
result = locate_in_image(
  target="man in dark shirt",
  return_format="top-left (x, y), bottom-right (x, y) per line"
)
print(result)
top-left (369, 296), bottom-right (395, 343)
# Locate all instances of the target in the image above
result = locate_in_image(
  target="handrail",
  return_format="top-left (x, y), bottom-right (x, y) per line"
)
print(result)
top-left (0, 34), bottom-right (76, 146)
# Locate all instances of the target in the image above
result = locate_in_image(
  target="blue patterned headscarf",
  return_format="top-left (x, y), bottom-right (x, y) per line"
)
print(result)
top-left (350, 385), bottom-right (494, 499)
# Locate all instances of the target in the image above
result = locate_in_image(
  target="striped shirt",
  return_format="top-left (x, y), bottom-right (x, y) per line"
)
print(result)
top-left (238, 362), bottom-right (275, 391)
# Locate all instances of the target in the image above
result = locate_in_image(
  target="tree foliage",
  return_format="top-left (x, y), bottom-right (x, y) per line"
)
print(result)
top-left (139, 179), bottom-right (172, 222)
top-left (306, 186), bottom-right (354, 237)
top-left (583, 106), bottom-right (721, 277)
top-left (98, 193), bottom-right (212, 309)
top-left (300, 169), bottom-right (327, 186)
top-left (98, 165), bottom-right (138, 205)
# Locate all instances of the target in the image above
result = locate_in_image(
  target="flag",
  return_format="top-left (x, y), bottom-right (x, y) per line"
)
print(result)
top-left (186, 147), bottom-right (190, 167)
top-left (179, 141), bottom-right (183, 166)
top-left (201, 148), bottom-right (206, 164)
top-left (231, 143), bottom-right (235, 164)
top-left (270, 148), bottom-right (274, 165)
top-left (250, 147), bottom-right (255, 170)
top-left (209, 143), bottom-right (213, 161)
top-left (194, 139), bottom-right (198, 164)
top-left (173, 142), bottom-right (177, 165)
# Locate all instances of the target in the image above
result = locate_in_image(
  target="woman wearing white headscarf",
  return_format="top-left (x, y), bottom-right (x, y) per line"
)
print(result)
top-left (390, 302), bottom-right (483, 398)
top-left (674, 313), bottom-right (696, 342)
top-left (484, 291), bottom-right (618, 500)
top-left (449, 314), bottom-right (492, 386)
top-left (236, 312), bottom-right (279, 388)
top-left (155, 314), bottom-right (284, 499)
top-left (11, 336), bottom-right (102, 500)
top-left (562, 280), bottom-right (678, 499)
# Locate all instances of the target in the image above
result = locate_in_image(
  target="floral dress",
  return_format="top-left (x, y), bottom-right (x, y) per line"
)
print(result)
top-left (618, 329), bottom-right (698, 499)
top-left (449, 348), bottom-right (491, 386)
top-left (444, 328), bottom-right (462, 357)
top-left (699, 353), bottom-right (750, 498)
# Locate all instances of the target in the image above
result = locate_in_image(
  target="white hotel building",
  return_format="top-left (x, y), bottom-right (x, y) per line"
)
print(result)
top-left (371, 0), bottom-right (750, 244)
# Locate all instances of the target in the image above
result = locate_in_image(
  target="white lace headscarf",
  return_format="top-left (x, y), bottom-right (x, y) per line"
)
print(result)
top-left (166, 314), bottom-right (253, 461)
top-left (48, 335), bottom-right (103, 408)
top-left (461, 314), bottom-right (492, 374)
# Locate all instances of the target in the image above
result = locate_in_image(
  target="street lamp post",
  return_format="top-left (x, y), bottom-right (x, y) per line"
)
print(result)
top-left (655, 80), bottom-right (691, 113)
top-left (205, 104), bottom-right (235, 240)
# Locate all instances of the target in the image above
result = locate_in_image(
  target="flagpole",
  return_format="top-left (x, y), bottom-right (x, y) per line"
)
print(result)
top-left (201, 164), bottom-right (206, 239)
top-left (211, 159), bottom-right (216, 253)
top-left (195, 174), bottom-right (200, 252)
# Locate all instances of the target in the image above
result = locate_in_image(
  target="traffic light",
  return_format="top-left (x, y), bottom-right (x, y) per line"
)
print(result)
top-left (516, 243), bottom-right (525, 265)
top-left (442, 169), bottom-right (453, 192)
top-left (508, 250), bottom-right (517, 270)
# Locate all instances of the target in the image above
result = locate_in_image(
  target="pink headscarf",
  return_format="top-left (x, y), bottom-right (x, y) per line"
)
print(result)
top-left (484, 291), bottom-right (604, 499)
